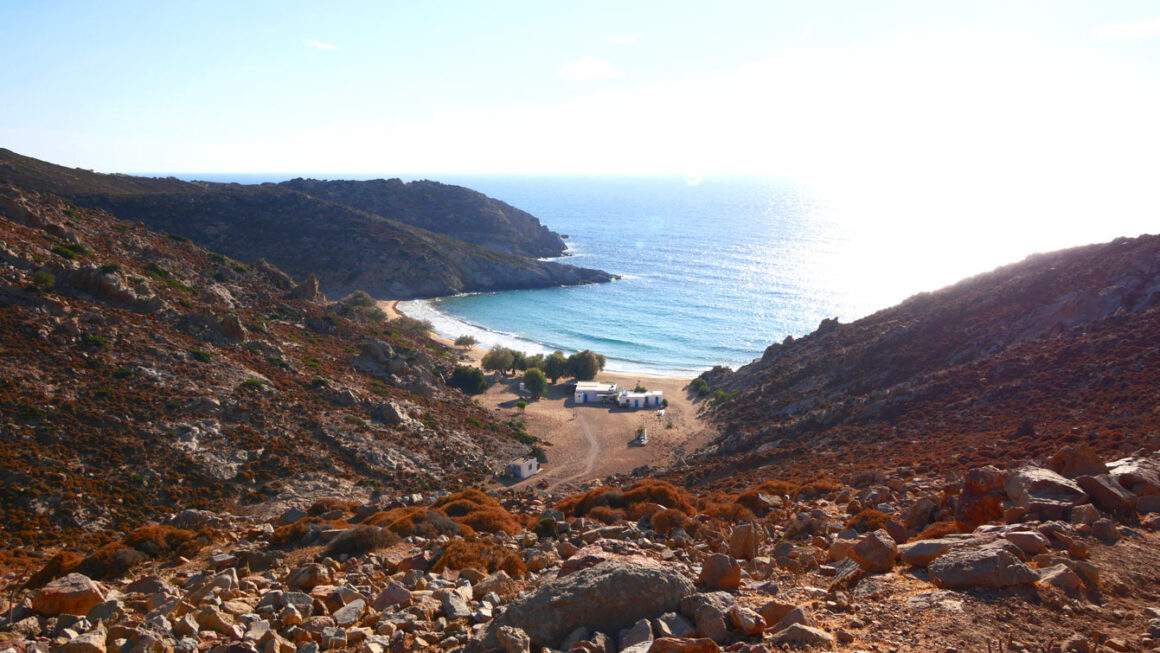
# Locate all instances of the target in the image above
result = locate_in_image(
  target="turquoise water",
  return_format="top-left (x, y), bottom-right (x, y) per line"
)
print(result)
top-left (397, 176), bottom-right (878, 376)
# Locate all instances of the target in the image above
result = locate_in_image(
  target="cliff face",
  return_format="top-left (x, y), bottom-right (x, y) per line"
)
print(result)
top-left (0, 148), bottom-right (608, 299)
top-left (280, 177), bottom-right (567, 258)
top-left (0, 184), bottom-right (534, 551)
top-left (683, 234), bottom-right (1160, 487)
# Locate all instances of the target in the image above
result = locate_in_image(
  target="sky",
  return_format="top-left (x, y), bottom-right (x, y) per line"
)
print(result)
top-left (1, 1), bottom-right (1158, 258)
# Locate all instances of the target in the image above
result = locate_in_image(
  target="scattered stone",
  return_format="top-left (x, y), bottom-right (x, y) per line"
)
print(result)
top-left (32, 573), bottom-right (105, 616)
top-left (1003, 531), bottom-right (1049, 555)
top-left (482, 559), bottom-right (694, 648)
top-left (728, 522), bottom-right (763, 560)
top-left (847, 529), bottom-right (897, 573)
top-left (1076, 474), bottom-right (1137, 516)
top-left (496, 626), bottom-right (531, 653)
top-left (768, 623), bottom-right (835, 647)
top-left (697, 554), bottom-right (741, 591)
top-left (728, 606), bottom-right (766, 636)
top-left (928, 547), bottom-right (1038, 588)
top-left (647, 638), bottom-right (721, 653)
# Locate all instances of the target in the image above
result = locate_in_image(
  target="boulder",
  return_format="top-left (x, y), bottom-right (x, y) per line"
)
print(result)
top-left (768, 623), bottom-right (835, 647)
top-left (1076, 475), bottom-right (1137, 516)
top-left (728, 606), bottom-right (766, 636)
top-left (898, 539), bottom-right (957, 567)
top-left (1048, 444), bottom-right (1109, 479)
top-left (481, 559), bottom-right (694, 648)
top-left (647, 639), bottom-right (721, 653)
top-left (1038, 564), bottom-right (1083, 594)
top-left (1138, 494), bottom-right (1160, 514)
top-left (956, 466), bottom-right (1007, 527)
top-left (286, 564), bottom-right (332, 591)
top-left (1108, 457), bottom-right (1160, 496)
top-left (473, 570), bottom-right (517, 600)
top-left (846, 529), bottom-right (897, 573)
top-left (928, 547), bottom-right (1038, 589)
top-left (496, 626), bottom-right (531, 653)
top-left (618, 618), bottom-right (654, 651)
top-left (652, 612), bottom-right (695, 638)
top-left (57, 622), bottom-right (107, 653)
top-left (32, 573), bottom-right (104, 616)
top-left (1002, 531), bottom-right (1049, 556)
top-left (1005, 466), bottom-right (1086, 518)
top-left (696, 554), bottom-right (741, 591)
top-left (728, 523), bottom-right (763, 560)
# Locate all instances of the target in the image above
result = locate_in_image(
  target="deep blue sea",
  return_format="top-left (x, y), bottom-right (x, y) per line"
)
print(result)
top-left (164, 172), bottom-right (1063, 376)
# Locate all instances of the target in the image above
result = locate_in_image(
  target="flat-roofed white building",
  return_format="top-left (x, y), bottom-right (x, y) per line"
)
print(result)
top-left (617, 390), bottom-right (664, 409)
top-left (507, 457), bottom-right (539, 479)
top-left (574, 381), bottom-right (619, 404)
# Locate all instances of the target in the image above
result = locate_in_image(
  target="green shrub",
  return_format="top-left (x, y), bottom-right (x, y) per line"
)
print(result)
top-left (30, 269), bottom-right (54, 292)
top-left (83, 335), bottom-right (109, 350)
top-left (189, 349), bottom-right (212, 363)
top-left (448, 366), bottom-right (489, 395)
top-left (241, 379), bottom-right (262, 388)
top-left (690, 377), bottom-right (711, 397)
top-left (98, 263), bottom-right (121, 275)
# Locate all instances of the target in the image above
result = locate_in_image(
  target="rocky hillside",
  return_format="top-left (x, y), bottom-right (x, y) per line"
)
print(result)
top-left (0, 184), bottom-right (538, 556)
top-left (0, 148), bottom-right (609, 299)
top-left (682, 234), bottom-right (1160, 489)
top-left (279, 178), bottom-right (566, 259)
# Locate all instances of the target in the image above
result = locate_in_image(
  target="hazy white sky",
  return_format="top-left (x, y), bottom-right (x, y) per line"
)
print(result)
top-left (3, 1), bottom-right (1157, 297)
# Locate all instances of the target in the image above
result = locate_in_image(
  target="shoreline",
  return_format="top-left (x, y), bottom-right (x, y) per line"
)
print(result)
top-left (381, 299), bottom-right (699, 382)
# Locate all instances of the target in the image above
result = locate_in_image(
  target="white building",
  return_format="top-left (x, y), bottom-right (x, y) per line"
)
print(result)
top-left (574, 381), bottom-right (619, 404)
top-left (507, 457), bottom-right (539, 479)
top-left (617, 390), bottom-right (664, 409)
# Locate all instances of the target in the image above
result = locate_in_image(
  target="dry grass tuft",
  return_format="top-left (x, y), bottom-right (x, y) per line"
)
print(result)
top-left (432, 489), bottom-right (521, 535)
top-left (431, 539), bottom-right (526, 578)
top-left (325, 525), bottom-right (395, 557)
top-left (845, 509), bottom-right (894, 533)
top-left (75, 544), bottom-right (147, 581)
top-left (650, 508), bottom-right (692, 535)
top-left (915, 520), bottom-right (961, 540)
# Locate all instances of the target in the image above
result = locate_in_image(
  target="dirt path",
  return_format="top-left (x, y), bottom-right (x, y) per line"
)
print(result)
top-left (551, 410), bottom-right (602, 489)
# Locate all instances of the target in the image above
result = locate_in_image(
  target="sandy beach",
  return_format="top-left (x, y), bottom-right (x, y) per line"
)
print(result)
top-left (381, 300), bottom-right (715, 491)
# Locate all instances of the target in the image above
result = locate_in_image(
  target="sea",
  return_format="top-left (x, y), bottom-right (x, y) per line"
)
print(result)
top-left (165, 172), bottom-right (1129, 377)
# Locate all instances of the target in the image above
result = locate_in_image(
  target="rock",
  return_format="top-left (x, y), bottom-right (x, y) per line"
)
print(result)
top-left (332, 599), bottom-right (364, 626)
top-left (768, 623), bottom-right (835, 647)
top-left (693, 605), bottom-right (728, 644)
top-left (1139, 494), bottom-right (1160, 514)
top-left (1070, 504), bottom-right (1100, 526)
top-left (286, 564), bottom-right (331, 591)
top-left (320, 626), bottom-right (346, 650)
top-left (195, 606), bottom-right (236, 634)
top-left (32, 573), bottom-right (104, 616)
top-left (473, 570), bottom-right (517, 600)
top-left (278, 507), bottom-right (308, 526)
top-left (898, 538), bottom-right (958, 567)
top-left (696, 554), bottom-right (741, 591)
top-left (1002, 531), bottom-right (1049, 555)
top-left (928, 547), bottom-right (1038, 588)
top-left (1038, 564), bottom-right (1083, 594)
top-left (1062, 632), bottom-right (1091, 653)
top-left (847, 529), bottom-right (897, 573)
top-left (728, 606), bottom-right (766, 636)
top-left (758, 599), bottom-right (796, 626)
top-left (905, 498), bottom-right (939, 530)
top-left (1092, 518), bottom-right (1121, 543)
top-left (618, 618), bottom-right (654, 651)
top-left (1076, 475), bottom-right (1137, 516)
top-left (482, 559), bottom-right (694, 648)
top-left (772, 606), bottom-right (814, 632)
top-left (647, 638), bottom-right (721, 653)
top-left (956, 466), bottom-right (1008, 527)
top-left (1108, 457), bottom-right (1160, 496)
top-left (1048, 444), bottom-right (1109, 479)
top-left (652, 613), bottom-right (694, 638)
top-left (85, 599), bottom-right (123, 625)
top-left (496, 626), bottom-right (531, 653)
top-left (1006, 466), bottom-right (1087, 512)
top-left (884, 519), bottom-right (908, 544)
top-left (728, 523), bottom-right (763, 560)
top-left (442, 593), bottom-right (471, 620)
top-left (371, 581), bottom-right (410, 610)
top-left (904, 590), bottom-right (964, 613)
top-left (58, 622), bottom-right (106, 653)
top-left (679, 592), bottom-right (736, 620)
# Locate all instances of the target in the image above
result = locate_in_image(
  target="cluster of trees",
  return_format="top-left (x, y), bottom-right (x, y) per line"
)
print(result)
top-left (476, 346), bottom-right (606, 398)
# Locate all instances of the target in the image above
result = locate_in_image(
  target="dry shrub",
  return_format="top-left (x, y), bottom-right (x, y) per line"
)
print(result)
top-left (627, 501), bottom-right (664, 521)
top-left (557, 486), bottom-right (624, 517)
top-left (588, 506), bottom-right (626, 525)
top-left (325, 525), bottom-right (395, 557)
top-left (702, 502), bottom-right (756, 523)
top-left (794, 477), bottom-right (842, 500)
top-left (269, 517), bottom-right (348, 547)
top-left (23, 551), bottom-right (83, 590)
top-left (308, 497), bottom-right (359, 516)
top-left (75, 544), bottom-right (147, 581)
top-left (433, 489), bottom-right (521, 535)
top-left (750, 479), bottom-right (800, 496)
top-left (622, 480), bottom-right (695, 514)
top-left (650, 508), bottom-right (692, 535)
top-left (916, 520), bottom-right (961, 540)
top-left (365, 508), bottom-right (466, 538)
top-left (845, 509), bottom-right (893, 533)
top-left (123, 525), bottom-right (201, 558)
top-left (431, 540), bottom-right (526, 578)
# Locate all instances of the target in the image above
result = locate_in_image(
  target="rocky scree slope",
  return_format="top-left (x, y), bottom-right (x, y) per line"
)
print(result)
top-left (4, 446), bottom-right (1160, 652)
top-left (0, 148), bottom-right (609, 299)
top-left (0, 184), bottom-right (536, 556)
top-left (684, 234), bottom-right (1160, 490)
